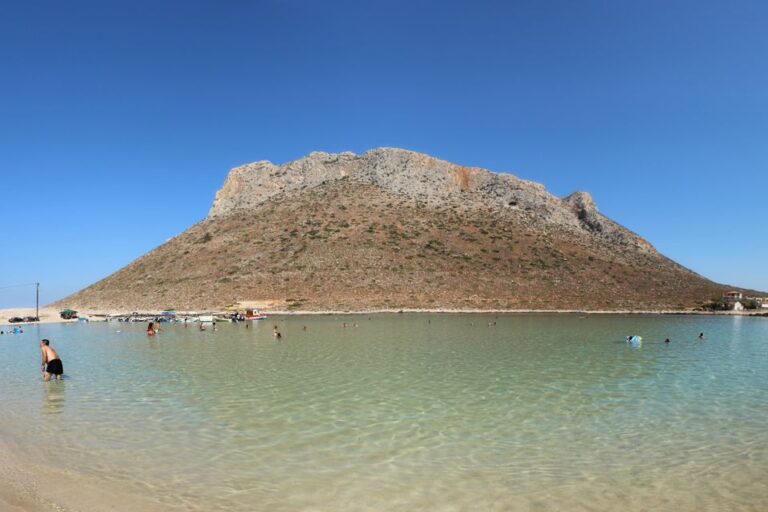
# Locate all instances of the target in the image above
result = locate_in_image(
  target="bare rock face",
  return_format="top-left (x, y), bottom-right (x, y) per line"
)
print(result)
top-left (209, 147), bottom-right (653, 253)
top-left (210, 151), bottom-right (361, 214)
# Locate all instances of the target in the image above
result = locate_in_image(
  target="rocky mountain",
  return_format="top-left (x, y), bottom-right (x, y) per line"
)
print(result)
top-left (58, 148), bottom-right (744, 312)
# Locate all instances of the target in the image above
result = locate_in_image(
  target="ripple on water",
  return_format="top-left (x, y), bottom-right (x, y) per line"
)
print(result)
top-left (1, 314), bottom-right (767, 511)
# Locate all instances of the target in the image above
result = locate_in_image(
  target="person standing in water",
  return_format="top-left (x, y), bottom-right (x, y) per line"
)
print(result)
top-left (40, 339), bottom-right (63, 381)
top-left (147, 322), bottom-right (156, 336)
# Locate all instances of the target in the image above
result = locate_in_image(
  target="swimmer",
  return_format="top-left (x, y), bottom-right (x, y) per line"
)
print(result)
top-left (40, 339), bottom-right (63, 381)
top-left (665, 338), bottom-right (670, 343)
top-left (698, 332), bottom-right (704, 340)
top-left (147, 322), bottom-right (156, 336)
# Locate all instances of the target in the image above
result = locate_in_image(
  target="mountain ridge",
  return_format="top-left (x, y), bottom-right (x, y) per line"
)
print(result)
top-left (55, 148), bottom-right (751, 311)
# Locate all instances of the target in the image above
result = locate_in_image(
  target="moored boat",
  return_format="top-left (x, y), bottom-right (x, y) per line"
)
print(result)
top-left (245, 308), bottom-right (267, 320)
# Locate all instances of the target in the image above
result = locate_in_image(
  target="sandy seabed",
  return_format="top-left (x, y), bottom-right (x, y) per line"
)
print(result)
top-left (0, 439), bottom-right (167, 512)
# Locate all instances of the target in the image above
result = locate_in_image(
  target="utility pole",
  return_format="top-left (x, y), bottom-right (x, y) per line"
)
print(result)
top-left (36, 282), bottom-right (40, 319)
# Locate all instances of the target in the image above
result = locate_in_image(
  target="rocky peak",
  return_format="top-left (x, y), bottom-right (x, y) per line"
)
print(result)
top-left (563, 191), bottom-right (601, 231)
top-left (208, 148), bottom-right (655, 253)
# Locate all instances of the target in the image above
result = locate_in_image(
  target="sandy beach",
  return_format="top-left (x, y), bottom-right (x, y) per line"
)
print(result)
top-left (0, 308), bottom-right (76, 327)
top-left (1, 306), bottom-right (765, 327)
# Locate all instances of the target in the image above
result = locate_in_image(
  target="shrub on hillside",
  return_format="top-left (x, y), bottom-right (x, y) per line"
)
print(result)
top-left (702, 298), bottom-right (730, 311)
top-left (741, 298), bottom-right (761, 310)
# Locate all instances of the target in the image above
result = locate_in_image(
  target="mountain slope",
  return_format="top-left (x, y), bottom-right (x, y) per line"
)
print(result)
top-left (58, 148), bottom-right (743, 311)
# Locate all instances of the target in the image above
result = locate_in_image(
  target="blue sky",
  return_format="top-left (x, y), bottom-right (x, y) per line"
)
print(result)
top-left (1, 0), bottom-right (766, 308)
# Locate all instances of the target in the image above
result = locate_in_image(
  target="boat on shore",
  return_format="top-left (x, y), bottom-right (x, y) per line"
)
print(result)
top-left (245, 308), bottom-right (267, 320)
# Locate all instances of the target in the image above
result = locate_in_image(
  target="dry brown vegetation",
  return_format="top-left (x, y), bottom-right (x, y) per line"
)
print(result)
top-left (57, 180), bottom-right (749, 312)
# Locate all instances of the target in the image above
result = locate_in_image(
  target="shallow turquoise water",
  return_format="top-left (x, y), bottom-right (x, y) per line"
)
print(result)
top-left (1, 314), bottom-right (767, 511)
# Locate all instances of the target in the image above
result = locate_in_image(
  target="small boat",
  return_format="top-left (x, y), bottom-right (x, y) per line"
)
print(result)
top-left (245, 308), bottom-right (267, 320)
top-left (198, 315), bottom-right (215, 323)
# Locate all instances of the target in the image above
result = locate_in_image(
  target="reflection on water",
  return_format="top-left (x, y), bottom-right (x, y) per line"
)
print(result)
top-left (42, 380), bottom-right (66, 416)
top-left (0, 314), bottom-right (767, 512)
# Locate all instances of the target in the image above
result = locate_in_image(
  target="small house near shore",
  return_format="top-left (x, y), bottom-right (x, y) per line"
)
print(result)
top-left (722, 292), bottom-right (768, 310)
top-left (721, 291), bottom-right (744, 311)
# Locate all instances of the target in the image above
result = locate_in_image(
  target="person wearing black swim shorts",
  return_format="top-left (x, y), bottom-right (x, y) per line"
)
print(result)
top-left (40, 339), bottom-right (64, 381)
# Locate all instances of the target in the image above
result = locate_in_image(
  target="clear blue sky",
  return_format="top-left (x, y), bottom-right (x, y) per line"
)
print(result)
top-left (1, 0), bottom-right (766, 308)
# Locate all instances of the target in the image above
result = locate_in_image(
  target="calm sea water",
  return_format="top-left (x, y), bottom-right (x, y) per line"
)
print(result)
top-left (1, 314), bottom-right (767, 511)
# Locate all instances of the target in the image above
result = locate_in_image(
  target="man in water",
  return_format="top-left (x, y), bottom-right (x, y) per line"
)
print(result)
top-left (698, 332), bottom-right (705, 340)
top-left (40, 339), bottom-right (63, 381)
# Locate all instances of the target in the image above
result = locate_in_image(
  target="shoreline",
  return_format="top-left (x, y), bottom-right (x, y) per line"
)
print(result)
top-left (2, 306), bottom-right (766, 326)
top-left (268, 308), bottom-right (768, 316)
top-left (0, 307), bottom-right (79, 327)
